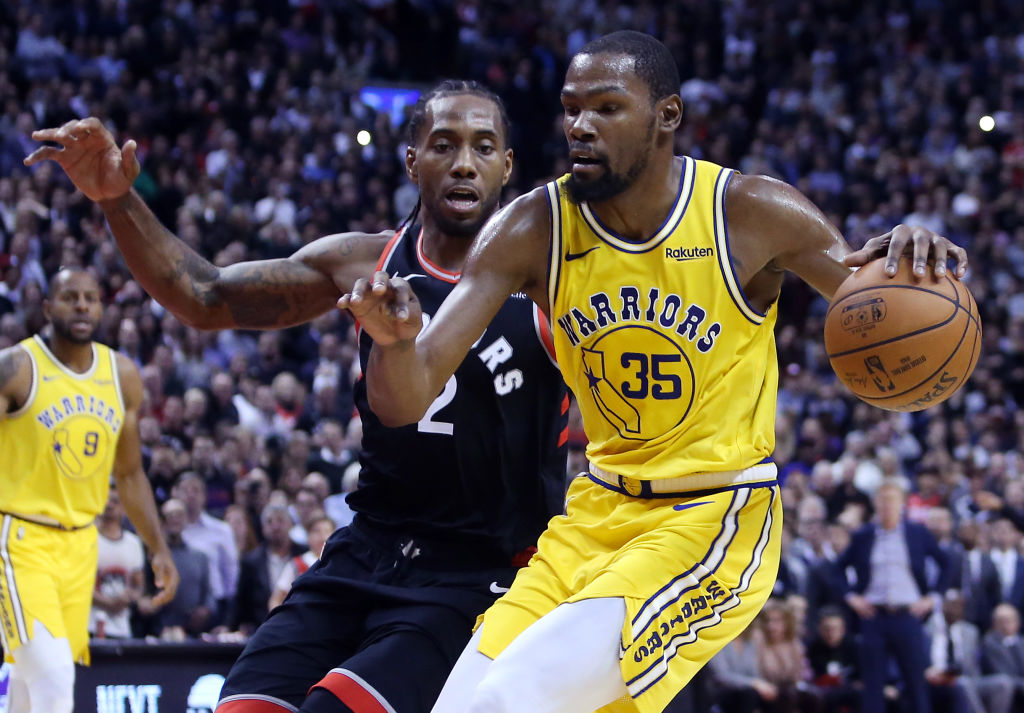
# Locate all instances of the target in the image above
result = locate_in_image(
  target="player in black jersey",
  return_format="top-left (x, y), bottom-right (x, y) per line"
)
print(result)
top-left (26, 82), bottom-right (568, 713)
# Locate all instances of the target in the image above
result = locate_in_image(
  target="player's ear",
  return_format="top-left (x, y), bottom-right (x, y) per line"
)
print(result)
top-left (658, 95), bottom-right (683, 133)
top-left (405, 146), bottom-right (419, 184)
top-left (502, 148), bottom-right (513, 186)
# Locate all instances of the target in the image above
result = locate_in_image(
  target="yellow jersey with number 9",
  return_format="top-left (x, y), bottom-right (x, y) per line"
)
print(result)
top-left (546, 157), bottom-right (778, 480)
top-left (0, 336), bottom-right (124, 528)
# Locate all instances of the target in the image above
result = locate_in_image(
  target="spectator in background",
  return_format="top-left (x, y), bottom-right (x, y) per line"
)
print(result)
top-left (839, 480), bottom-right (950, 713)
top-left (287, 487), bottom-right (321, 547)
top-left (90, 486), bottom-right (145, 640)
top-left (926, 590), bottom-right (1014, 713)
top-left (232, 503), bottom-right (303, 635)
top-left (709, 625), bottom-right (777, 713)
top-left (189, 432), bottom-right (233, 517)
top-left (268, 515), bottom-right (335, 611)
top-left (807, 606), bottom-right (860, 712)
top-left (224, 503), bottom-right (259, 559)
top-left (174, 471), bottom-right (239, 624)
top-left (982, 603), bottom-right (1024, 706)
top-left (988, 518), bottom-right (1024, 612)
top-left (144, 498), bottom-right (214, 639)
top-left (307, 419), bottom-right (355, 493)
top-left (756, 598), bottom-right (821, 713)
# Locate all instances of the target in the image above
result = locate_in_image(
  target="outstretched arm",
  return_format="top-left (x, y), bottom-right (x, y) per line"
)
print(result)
top-left (725, 174), bottom-right (968, 303)
top-left (112, 354), bottom-right (179, 608)
top-left (340, 189), bottom-right (551, 426)
top-left (25, 118), bottom-right (387, 330)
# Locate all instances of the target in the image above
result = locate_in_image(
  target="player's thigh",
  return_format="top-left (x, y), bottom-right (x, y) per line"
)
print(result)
top-left (0, 518), bottom-right (64, 660)
top-left (58, 526), bottom-right (98, 665)
top-left (607, 484), bottom-right (783, 713)
top-left (220, 590), bottom-right (366, 708)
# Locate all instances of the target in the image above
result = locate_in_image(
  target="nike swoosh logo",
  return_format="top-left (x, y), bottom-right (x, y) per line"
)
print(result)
top-left (673, 501), bottom-right (714, 511)
top-left (489, 582), bottom-right (511, 594)
top-left (564, 246), bottom-right (599, 262)
top-left (394, 273), bottom-right (427, 281)
top-left (41, 375), bottom-right (58, 382)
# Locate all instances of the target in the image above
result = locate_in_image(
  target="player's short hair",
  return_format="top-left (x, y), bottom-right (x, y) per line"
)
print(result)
top-left (406, 79), bottom-right (511, 148)
top-left (576, 31), bottom-right (680, 104)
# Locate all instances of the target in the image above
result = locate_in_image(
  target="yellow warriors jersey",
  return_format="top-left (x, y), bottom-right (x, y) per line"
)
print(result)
top-left (0, 336), bottom-right (125, 528)
top-left (546, 157), bottom-right (778, 480)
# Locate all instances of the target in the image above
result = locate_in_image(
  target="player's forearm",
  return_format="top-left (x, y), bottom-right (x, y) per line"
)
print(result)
top-left (116, 467), bottom-right (172, 559)
top-left (366, 338), bottom-right (441, 427)
top-left (99, 190), bottom-right (228, 327)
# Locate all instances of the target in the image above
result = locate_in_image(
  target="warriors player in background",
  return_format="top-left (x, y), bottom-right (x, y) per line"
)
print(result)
top-left (25, 80), bottom-right (568, 713)
top-left (344, 32), bottom-right (968, 713)
top-left (0, 268), bottom-right (178, 713)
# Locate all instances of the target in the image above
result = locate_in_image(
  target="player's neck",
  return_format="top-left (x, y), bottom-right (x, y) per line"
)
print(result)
top-left (43, 333), bottom-right (95, 373)
top-left (586, 153), bottom-right (683, 243)
top-left (418, 220), bottom-right (475, 273)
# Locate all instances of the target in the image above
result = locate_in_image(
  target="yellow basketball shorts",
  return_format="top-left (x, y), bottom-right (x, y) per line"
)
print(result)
top-left (0, 515), bottom-right (98, 665)
top-left (478, 475), bottom-right (782, 713)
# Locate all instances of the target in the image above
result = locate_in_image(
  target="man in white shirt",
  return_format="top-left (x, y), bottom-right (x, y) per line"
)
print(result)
top-left (90, 486), bottom-right (145, 639)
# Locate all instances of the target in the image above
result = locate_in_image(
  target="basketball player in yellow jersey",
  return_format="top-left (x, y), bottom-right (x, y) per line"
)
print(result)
top-left (344, 31), bottom-right (968, 713)
top-left (0, 268), bottom-right (178, 713)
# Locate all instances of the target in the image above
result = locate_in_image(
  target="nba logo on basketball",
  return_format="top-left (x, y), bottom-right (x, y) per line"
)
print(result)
top-left (840, 297), bottom-right (886, 337)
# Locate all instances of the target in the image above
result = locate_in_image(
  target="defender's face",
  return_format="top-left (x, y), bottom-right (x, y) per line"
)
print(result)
top-left (46, 272), bottom-right (102, 344)
top-left (409, 94), bottom-right (512, 238)
top-left (561, 53), bottom-right (657, 203)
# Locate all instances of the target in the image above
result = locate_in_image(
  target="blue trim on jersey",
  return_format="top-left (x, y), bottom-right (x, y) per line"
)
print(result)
top-left (585, 473), bottom-right (777, 500)
top-left (578, 158), bottom-right (695, 254)
top-left (713, 169), bottom-right (766, 325)
top-left (628, 487), bottom-right (777, 697)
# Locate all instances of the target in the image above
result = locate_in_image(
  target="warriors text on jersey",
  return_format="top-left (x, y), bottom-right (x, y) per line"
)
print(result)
top-left (545, 157), bottom-right (778, 481)
top-left (0, 336), bottom-right (125, 528)
top-left (349, 223), bottom-right (568, 559)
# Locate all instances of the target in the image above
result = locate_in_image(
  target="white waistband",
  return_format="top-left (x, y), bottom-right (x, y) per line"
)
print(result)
top-left (587, 461), bottom-right (778, 495)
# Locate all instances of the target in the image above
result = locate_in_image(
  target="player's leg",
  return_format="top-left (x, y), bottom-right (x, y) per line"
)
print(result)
top-left (466, 597), bottom-right (629, 713)
top-left (304, 602), bottom-right (479, 713)
top-left (216, 589), bottom-right (364, 713)
top-left (9, 621), bottom-right (75, 713)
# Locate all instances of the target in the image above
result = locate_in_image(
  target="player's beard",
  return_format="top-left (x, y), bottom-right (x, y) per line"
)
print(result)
top-left (50, 316), bottom-right (97, 344)
top-left (565, 119), bottom-right (655, 205)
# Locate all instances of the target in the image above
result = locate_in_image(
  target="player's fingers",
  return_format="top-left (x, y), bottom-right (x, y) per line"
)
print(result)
top-left (371, 270), bottom-right (391, 295)
top-left (884, 226), bottom-right (911, 276)
top-left (122, 139), bottom-right (141, 181)
top-left (950, 244), bottom-right (968, 278)
top-left (23, 145), bottom-right (64, 166)
top-left (910, 229), bottom-right (932, 277)
top-left (842, 232), bottom-right (891, 267)
top-left (30, 127), bottom-right (63, 143)
top-left (388, 278), bottom-right (416, 321)
top-left (340, 277), bottom-right (372, 308)
top-left (931, 236), bottom-right (948, 277)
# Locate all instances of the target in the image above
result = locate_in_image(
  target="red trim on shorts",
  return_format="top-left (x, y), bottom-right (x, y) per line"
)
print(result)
top-left (311, 670), bottom-right (390, 713)
top-left (561, 394), bottom-right (570, 414)
top-left (558, 426), bottom-right (569, 447)
top-left (215, 698), bottom-right (294, 713)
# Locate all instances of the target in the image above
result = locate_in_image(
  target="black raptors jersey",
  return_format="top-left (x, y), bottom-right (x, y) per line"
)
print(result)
top-left (348, 224), bottom-right (569, 559)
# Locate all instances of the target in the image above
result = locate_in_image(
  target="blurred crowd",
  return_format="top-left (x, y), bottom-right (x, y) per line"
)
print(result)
top-left (2, 0), bottom-right (1024, 711)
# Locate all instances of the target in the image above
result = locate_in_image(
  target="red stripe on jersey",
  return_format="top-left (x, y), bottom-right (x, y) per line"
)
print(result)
top-left (310, 670), bottom-right (391, 713)
top-left (561, 394), bottom-right (570, 414)
top-left (558, 426), bottom-right (569, 447)
top-left (416, 229), bottom-right (461, 283)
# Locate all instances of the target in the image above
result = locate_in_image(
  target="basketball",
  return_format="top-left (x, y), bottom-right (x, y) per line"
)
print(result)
top-left (824, 258), bottom-right (981, 412)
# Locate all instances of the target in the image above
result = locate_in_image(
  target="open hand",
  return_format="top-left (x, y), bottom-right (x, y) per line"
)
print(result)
top-left (23, 117), bottom-right (139, 203)
top-left (843, 224), bottom-right (968, 278)
top-left (338, 271), bottom-right (423, 346)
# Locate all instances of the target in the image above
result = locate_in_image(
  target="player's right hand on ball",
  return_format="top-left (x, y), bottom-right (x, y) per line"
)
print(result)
top-left (23, 117), bottom-right (139, 203)
top-left (338, 271), bottom-right (423, 346)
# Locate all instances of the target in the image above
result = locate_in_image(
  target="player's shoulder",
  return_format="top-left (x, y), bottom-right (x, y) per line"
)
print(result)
top-left (725, 173), bottom-right (802, 213)
top-left (0, 343), bottom-right (32, 390)
top-left (487, 186), bottom-right (552, 240)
